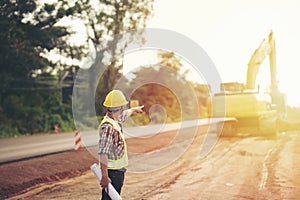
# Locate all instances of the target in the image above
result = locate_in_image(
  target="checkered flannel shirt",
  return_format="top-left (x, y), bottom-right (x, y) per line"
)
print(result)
top-left (98, 110), bottom-right (129, 160)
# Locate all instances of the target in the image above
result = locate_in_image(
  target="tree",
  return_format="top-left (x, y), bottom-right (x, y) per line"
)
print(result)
top-left (0, 0), bottom-right (84, 136)
top-left (0, 0), bottom-right (155, 135)
top-left (72, 0), bottom-right (154, 116)
top-left (120, 51), bottom-right (200, 125)
top-left (0, 0), bottom-right (85, 99)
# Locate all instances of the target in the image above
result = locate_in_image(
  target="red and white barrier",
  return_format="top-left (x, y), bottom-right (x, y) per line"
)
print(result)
top-left (74, 130), bottom-right (82, 150)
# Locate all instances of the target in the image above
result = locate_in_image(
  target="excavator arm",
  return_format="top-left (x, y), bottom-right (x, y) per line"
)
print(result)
top-left (245, 31), bottom-right (286, 117)
top-left (245, 31), bottom-right (277, 91)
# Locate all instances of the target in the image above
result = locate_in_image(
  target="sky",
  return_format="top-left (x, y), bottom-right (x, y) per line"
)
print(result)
top-left (57, 0), bottom-right (300, 106)
top-left (129, 0), bottom-right (300, 106)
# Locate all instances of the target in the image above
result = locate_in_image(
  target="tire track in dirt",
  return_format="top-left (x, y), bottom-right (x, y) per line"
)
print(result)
top-left (179, 138), bottom-right (247, 200)
top-left (259, 133), bottom-right (300, 199)
top-left (119, 126), bottom-right (214, 200)
top-left (144, 135), bottom-right (289, 200)
top-left (125, 130), bottom-right (207, 200)
top-left (7, 130), bottom-right (300, 200)
top-left (259, 135), bottom-right (289, 199)
top-left (140, 135), bottom-right (244, 199)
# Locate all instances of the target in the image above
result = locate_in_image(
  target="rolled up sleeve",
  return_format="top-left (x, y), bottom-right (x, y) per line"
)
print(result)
top-left (118, 109), bottom-right (130, 124)
top-left (98, 123), bottom-right (113, 155)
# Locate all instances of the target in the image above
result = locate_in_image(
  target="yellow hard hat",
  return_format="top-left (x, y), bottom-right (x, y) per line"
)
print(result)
top-left (103, 90), bottom-right (128, 108)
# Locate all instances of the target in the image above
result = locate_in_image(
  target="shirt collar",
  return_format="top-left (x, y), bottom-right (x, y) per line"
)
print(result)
top-left (106, 112), bottom-right (114, 119)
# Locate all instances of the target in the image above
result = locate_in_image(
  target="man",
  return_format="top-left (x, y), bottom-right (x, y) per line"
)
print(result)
top-left (98, 90), bottom-right (144, 199)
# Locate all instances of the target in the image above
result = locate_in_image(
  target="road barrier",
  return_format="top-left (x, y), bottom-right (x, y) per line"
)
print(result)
top-left (74, 130), bottom-right (82, 150)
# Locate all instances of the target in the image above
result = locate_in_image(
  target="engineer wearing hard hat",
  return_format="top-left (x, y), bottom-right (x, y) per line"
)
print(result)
top-left (98, 90), bottom-right (144, 200)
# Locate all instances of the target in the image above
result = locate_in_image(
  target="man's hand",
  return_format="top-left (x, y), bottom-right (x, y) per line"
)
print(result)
top-left (100, 175), bottom-right (111, 192)
top-left (131, 105), bottom-right (144, 114)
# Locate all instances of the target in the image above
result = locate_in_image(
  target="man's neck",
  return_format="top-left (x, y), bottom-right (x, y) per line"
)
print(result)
top-left (107, 111), bottom-right (121, 121)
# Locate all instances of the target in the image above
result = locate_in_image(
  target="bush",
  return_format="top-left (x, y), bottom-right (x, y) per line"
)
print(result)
top-left (0, 92), bottom-right (76, 137)
top-left (0, 124), bottom-right (21, 138)
top-left (124, 113), bottom-right (150, 127)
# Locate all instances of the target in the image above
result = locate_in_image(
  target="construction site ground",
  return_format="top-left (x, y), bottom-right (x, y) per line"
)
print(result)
top-left (2, 125), bottom-right (300, 200)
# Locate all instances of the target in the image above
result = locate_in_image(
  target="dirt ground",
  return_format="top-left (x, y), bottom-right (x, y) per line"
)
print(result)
top-left (0, 149), bottom-right (95, 199)
top-left (2, 126), bottom-right (300, 200)
top-left (0, 128), bottom-right (188, 199)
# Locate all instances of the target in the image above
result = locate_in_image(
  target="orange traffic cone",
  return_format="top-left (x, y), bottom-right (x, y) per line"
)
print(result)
top-left (74, 130), bottom-right (82, 150)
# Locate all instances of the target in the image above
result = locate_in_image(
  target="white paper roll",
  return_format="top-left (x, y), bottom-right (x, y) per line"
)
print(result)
top-left (90, 163), bottom-right (122, 200)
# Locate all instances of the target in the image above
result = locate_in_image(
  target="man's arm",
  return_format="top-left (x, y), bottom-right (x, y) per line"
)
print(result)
top-left (100, 154), bottom-right (111, 192)
top-left (98, 123), bottom-right (113, 192)
top-left (127, 105), bottom-right (144, 116)
top-left (119, 105), bottom-right (144, 123)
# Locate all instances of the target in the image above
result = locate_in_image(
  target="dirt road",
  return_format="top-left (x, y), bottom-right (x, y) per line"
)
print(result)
top-left (7, 127), bottom-right (300, 200)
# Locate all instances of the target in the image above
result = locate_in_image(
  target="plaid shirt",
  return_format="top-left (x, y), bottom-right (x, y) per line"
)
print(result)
top-left (98, 110), bottom-right (129, 160)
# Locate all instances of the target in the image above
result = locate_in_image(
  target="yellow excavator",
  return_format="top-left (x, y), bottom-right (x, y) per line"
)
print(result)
top-left (207, 31), bottom-right (286, 136)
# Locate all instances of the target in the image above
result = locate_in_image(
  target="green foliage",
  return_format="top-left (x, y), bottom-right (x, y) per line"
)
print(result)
top-left (0, 0), bottom-right (84, 97)
top-left (118, 51), bottom-right (202, 125)
top-left (0, 91), bottom-right (75, 137)
top-left (124, 67), bottom-right (199, 124)
top-left (124, 113), bottom-right (150, 127)
top-left (0, 0), bottom-right (84, 137)
top-left (73, 0), bottom-right (154, 116)
top-left (0, 0), bottom-right (154, 137)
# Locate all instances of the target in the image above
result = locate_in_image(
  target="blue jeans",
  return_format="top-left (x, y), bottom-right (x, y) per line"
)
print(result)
top-left (101, 170), bottom-right (125, 200)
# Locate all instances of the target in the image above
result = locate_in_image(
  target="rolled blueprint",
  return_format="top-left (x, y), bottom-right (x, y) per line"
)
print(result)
top-left (90, 163), bottom-right (122, 200)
